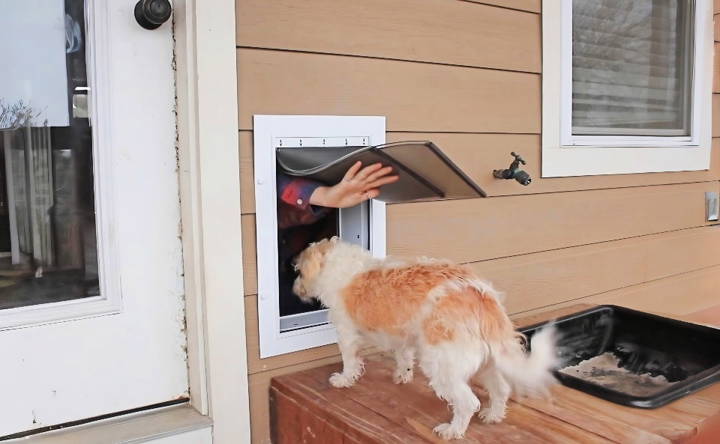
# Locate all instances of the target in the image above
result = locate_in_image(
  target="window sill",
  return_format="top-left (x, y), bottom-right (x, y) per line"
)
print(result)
top-left (8, 405), bottom-right (212, 444)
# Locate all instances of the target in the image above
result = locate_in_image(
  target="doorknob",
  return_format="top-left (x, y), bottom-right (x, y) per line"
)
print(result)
top-left (134, 0), bottom-right (172, 30)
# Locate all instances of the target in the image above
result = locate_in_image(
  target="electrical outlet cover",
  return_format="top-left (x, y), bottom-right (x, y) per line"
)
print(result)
top-left (705, 191), bottom-right (719, 221)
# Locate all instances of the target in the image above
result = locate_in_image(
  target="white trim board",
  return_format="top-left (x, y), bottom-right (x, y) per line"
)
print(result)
top-left (174, 0), bottom-right (251, 442)
top-left (254, 115), bottom-right (386, 358)
top-left (542, 0), bottom-right (714, 177)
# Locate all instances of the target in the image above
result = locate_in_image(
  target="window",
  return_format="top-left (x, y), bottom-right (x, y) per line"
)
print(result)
top-left (542, 0), bottom-right (713, 177)
top-left (0, 0), bottom-right (113, 327)
top-left (0, 2), bottom-right (96, 311)
top-left (253, 115), bottom-right (386, 358)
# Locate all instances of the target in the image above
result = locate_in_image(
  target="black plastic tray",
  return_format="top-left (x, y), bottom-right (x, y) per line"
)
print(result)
top-left (521, 305), bottom-right (720, 408)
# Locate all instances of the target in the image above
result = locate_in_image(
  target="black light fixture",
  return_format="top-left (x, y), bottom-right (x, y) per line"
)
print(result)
top-left (134, 0), bottom-right (172, 30)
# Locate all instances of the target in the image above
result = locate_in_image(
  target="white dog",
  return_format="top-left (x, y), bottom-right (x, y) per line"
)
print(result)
top-left (293, 237), bottom-right (557, 440)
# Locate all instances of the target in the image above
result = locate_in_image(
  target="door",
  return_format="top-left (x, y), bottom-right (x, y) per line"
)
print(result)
top-left (0, 0), bottom-right (187, 437)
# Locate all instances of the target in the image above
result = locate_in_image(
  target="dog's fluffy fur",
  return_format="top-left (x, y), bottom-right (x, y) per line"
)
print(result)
top-left (293, 237), bottom-right (557, 440)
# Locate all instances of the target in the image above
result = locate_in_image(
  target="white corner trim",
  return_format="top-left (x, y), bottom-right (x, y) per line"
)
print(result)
top-left (174, 0), bottom-right (251, 443)
top-left (542, 0), bottom-right (714, 177)
top-left (253, 115), bottom-right (386, 358)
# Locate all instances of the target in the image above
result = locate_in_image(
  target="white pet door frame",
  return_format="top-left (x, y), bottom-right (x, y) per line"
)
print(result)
top-left (253, 115), bottom-right (386, 358)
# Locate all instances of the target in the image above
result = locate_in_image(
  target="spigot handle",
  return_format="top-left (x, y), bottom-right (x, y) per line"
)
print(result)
top-left (510, 151), bottom-right (526, 165)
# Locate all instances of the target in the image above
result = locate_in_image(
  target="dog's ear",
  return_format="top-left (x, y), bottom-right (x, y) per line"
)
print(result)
top-left (329, 235), bottom-right (339, 244)
top-left (302, 239), bottom-right (334, 280)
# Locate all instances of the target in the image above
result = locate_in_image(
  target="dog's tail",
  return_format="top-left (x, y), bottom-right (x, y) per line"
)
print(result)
top-left (491, 325), bottom-right (558, 398)
top-left (473, 284), bottom-right (558, 397)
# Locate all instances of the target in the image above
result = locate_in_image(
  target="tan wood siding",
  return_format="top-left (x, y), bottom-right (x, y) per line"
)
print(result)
top-left (476, 226), bottom-right (720, 314)
top-left (387, 182), bottom-right (717, 263)
top-left (241, 214), bottom-right (257, 296)
top-left (240, 133), bottom-right (720, 214)
top-left (236, 0), bottom-right (541, 73)
top-left (715, 94), bottom-right (720, 136)
top-left (236, 49), bottom-right (540, 133)
top-left (242, 180), bottom-right (719, 294)
top-left (239, 133), bottom-right (254, 214)
top-left (464, 0), bottom-right (541, 13)
top-left (243, 226), bottom-right (720, 374)
top-left (715, 43), bottom-right (720, 92)
top-left (518, 264), bottom-right (720, 319)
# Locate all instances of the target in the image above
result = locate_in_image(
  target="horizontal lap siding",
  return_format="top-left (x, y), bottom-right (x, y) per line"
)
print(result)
top-left (237, 0), bottom-right (541, 73)
top-left (464, 0), bottom-right (541, 13)
top-left (237, 49), bottom-right (540, 132)
top-left (242, 225), bottom-right (720, 372)
top-left (715, 43), bottom-right (720, 92)
top-left (519, 265), bottom-right (720, 320)
top-left (715, 95), bottom-right (720, 136)
top-left (387, 182), bottom-right (716, 263)
top-left (475, 226), bottom-right (720, 314)
top-left (237, 2), bottom-right (720, 442)
top-left (240, 183), bottom-right (719, 296)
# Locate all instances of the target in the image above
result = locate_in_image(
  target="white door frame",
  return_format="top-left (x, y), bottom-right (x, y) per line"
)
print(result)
top-left (174, 0), bottom-right (251, 443)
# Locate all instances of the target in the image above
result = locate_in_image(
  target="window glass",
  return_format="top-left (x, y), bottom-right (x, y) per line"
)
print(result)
top-left (0, 0), bottom-right (98, 310)
top-left (572, 0), bottom-right (694, 136)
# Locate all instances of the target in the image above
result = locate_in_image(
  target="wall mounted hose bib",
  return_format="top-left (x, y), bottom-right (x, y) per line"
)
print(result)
top-left (493, 152), bottom-right (532, 186)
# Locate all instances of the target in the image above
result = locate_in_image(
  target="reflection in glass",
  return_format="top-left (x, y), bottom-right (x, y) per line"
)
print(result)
top-left (0, 0), bottom-right (98, 310)
top-left (572, 0), bottom-right (693, 136)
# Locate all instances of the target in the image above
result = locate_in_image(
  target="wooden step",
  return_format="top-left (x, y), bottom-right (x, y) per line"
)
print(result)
top-left (270, 305), bottom-right (720, 443)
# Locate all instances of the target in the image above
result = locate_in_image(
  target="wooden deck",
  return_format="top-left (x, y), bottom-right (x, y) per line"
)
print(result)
top-left (270, 305), bottom-right (720, 443)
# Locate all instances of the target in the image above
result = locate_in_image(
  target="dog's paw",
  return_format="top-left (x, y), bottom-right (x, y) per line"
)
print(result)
top-left (329, 372), bottom-right (356, 388)
top-left (478, 407), bottom-right (505, 424)
top-left (393, 367), bottom-right (413, 384)
top-left (433, 423), bottom-right (465, 440)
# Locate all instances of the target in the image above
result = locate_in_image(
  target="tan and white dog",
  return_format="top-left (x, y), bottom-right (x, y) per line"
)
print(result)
top-left (293, 237), bottom-right (557, 440)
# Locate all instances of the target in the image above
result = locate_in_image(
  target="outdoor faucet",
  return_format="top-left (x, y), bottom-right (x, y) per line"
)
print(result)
top-left (493, 152), bottom-right (532, 186)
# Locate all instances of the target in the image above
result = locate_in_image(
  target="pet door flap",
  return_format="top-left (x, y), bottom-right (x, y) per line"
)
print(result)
top-left (276, 141), bottom-right (486, 203)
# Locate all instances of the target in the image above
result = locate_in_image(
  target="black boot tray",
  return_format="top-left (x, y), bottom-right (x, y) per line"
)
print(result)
top-left (520, 305), bottom-right (720, 408)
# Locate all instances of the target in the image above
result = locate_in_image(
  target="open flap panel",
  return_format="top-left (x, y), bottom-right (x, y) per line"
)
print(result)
top-left (276, 141), bottom-right (485, 203)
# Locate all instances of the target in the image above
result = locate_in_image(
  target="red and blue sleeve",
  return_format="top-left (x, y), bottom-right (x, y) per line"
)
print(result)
top-left (277, 174), bottom-right (323, 210)
top-left (276, 173), bottom-right (328, 228)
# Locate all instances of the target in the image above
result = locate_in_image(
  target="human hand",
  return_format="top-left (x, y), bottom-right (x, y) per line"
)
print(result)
top-left (309, 161), bottom-right (399, 208)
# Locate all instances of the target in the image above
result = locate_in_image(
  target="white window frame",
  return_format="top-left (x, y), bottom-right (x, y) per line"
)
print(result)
top-left (253, 115), bottom-right (386, 358)
top-left (542, 0), bottom-right (714, 177)
top-left (0, 0), bottom-right (122, 330)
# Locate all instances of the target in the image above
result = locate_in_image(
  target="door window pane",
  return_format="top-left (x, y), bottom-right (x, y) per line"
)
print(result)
top-left (0, 0), bottom-right (98, 310)
top-left (572, 0), bottom-right (694, 136)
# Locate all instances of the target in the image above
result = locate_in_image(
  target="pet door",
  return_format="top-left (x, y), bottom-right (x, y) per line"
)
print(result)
top-left (276, 195), bottom-right (369, 333)
top-left (254, 115), bottom-right (387, 358)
